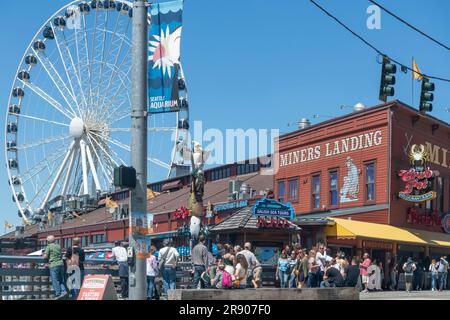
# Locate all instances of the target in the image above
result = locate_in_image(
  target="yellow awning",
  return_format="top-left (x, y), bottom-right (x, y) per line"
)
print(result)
top-left (326, 218), bottom-right (450, 248)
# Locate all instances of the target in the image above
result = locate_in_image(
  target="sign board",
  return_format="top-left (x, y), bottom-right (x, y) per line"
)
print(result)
top-left (148, 0), bottom-right (184, 114)
top-left (257, 216), bottom-right (291, 229)
top-left (77, 275), bottom-right (118, 300)
top-left (213, 200), bottom-right (248, 213)
top-left (252, 197), bottom-right (294, 221)
top-left (442, 214), bottom-right (450, 234)
top-left (398, 144), bottom-right (438, 203)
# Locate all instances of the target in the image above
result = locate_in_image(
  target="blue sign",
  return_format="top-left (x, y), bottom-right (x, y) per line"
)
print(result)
top-left (214, 200), bottom-right (249, 212)
top-left (148, 0), bottom-right (184, 114)
top-left (399, 191), bottom-right (436, 202)
top-left (252, 197), bottom-right (295, 221)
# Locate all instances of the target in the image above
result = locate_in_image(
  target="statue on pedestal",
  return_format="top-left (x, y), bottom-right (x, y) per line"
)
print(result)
top-left (180, 141), bottom-right (210, 244)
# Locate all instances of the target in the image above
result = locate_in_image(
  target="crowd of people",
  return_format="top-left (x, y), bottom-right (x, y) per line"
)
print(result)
top-left (147, 239), bottom-right (450, 299)
top-left (146, 236), bottom-right (264, 299)
top-left (41, 234), bottom-right (450, 300)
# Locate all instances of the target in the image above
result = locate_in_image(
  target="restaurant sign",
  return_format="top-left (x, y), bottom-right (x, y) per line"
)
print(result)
top-left (398, 144), bottom-right (437, 203)
top-left (407, 207), bottom-right (442, 227)
top-left (252, 197), bottom-right (295, 221)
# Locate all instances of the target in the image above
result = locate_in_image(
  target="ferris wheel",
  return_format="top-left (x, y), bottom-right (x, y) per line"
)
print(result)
top-left (5, 0), bottom-right (189, 224)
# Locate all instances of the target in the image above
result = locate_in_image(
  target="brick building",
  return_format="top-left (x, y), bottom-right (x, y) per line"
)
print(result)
top-left (274, 100), bottom-right (450, 266)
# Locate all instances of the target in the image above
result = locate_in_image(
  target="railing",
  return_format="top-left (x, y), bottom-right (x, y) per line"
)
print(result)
top-left (0, 255), bottom-right (117, 300)
top-left (1, 256), bottom-right (279, 300)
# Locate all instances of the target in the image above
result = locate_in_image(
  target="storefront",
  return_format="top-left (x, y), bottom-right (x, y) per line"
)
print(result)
top-left (275, 100), bottom-right (450, 268)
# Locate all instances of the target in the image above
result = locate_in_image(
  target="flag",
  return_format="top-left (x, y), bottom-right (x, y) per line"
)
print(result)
top-left (72, 212), bottom-right (81, 219)
top-left (47, 211), bottom-right (54, 221)
top-left (4, 221), bottom-right (13, 229)
top-left (147, 189), bottom-right (161, 200)
top-left (412, 58), bottom-right (423, 81)
top-left (148, 0), bottom-right (184, 114)
top-left (106, 197), bottom-right (119, 209)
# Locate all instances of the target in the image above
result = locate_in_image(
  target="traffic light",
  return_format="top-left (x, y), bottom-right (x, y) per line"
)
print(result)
top-left (114, 165), bottom-right (136, 189)
top-left (378, 56), bottom-right (397, 102)
top-left (419, 77), bottom-right (435, 114)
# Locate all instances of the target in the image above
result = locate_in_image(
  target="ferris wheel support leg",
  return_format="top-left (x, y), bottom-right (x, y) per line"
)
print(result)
top-left (86, 144), bottom-right (101, 192)
top-left (80, 139), bottom-right (89, 195)
top-left (61, 144), bottom-right (77, 196)
top-left (38, 141), bottom-right (76, 212)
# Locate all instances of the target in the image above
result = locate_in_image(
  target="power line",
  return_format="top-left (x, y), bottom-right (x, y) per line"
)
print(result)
top-left (309, 0), bottom-right (450, 83)
top-left (369, 0), bottom-right (450, 52)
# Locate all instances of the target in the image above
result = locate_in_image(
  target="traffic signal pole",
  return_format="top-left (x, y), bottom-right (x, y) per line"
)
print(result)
top-left (129, 0), bottom-right (148, 300)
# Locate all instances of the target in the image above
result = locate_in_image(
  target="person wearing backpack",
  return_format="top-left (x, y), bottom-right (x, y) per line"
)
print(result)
top-left (212, 262), bottom-right (232, 289)
top-left (158, 239), bottom-right (180, 297)
top-left (403, 257), bottom-right (416, 293)
top-left (65, 237), bottom-right (85, 299)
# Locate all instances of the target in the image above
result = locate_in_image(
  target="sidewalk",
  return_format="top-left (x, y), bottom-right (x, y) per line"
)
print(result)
top-left (360, 290), bottom-right (450, 300)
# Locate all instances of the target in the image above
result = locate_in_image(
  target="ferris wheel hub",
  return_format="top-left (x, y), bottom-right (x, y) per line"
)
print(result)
top-left (69, 117), bottom-right (84, 139)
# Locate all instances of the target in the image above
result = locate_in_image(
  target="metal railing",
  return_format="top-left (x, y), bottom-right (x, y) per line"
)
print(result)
top-left (0, 255), bottom-right (117, 300)
top-left (1, 256), bottom-right (279, 300)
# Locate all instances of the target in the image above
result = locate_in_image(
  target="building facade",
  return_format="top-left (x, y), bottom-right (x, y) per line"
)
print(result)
top-left (275, 100), bottom-right (450, 267)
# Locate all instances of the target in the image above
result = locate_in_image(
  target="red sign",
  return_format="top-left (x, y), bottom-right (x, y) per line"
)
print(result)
top-left (77, 275), bottom-right (118, 300)
top-left (257, 216), bottom-right (290, 229)
top-left (406, 207), bottom-right (442, 227)
top-left (398, 168), bottom-right (434, 194)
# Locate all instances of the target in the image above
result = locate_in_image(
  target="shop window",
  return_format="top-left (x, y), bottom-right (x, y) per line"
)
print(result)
top-left (312, 174), bottom-right (321, 209)
top-left (81, 236), bottom-right (88, 247)
top-left (277, 180), bottom-right (285, 203)
top-left (329, 170), bottom-right (338, 206)
top-left (365, 162), bottom-right (375, 202)
top-left (288, 179), bottom-right (299, 202)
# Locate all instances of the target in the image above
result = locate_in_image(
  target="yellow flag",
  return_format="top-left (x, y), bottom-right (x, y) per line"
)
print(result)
top-left (412, 58), bottom-right (423, 81)
top-left (73, 212), bottom-right (81, 219)
top-left (47, 211), bottom-right (54, 221)
top-left (4, 221), bottom-right (13, 229)
top-left (147, 189), bottom-right (161, 200)
top-left (22, 218), bottom-right (30, 226)
top-left (106, 197), bottom-right (119, 209)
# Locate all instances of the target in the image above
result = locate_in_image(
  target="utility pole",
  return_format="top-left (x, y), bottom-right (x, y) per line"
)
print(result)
top-left (129, 0), bottom-right (148, 300)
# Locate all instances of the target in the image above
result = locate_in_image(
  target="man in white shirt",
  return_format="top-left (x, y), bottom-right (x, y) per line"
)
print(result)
top-left (111, 241), bottom-right (128, 299)
top-left (158, 239), bottom-right (180, 296)
top-left (315, 244), bottom-right (332, 287)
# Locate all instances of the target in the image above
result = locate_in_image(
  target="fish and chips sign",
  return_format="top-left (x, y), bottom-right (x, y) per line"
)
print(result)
top-left (252, 198), bottom-right (295, 229)
top-left (398, 144), bottom-right (437, 202)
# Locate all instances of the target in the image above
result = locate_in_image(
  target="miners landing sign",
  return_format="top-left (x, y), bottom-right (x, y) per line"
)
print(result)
top-left (279, 130), bottom-right (383, 167)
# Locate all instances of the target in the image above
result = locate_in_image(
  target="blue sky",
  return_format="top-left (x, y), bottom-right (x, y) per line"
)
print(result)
top-left (1, 0), bottom-right (449, 227)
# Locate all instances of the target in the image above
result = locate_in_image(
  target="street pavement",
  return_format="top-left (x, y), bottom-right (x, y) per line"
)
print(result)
top-left (360, 290), bottom-right (450, 300)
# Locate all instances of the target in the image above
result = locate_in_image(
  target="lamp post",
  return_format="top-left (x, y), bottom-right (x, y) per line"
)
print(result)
top-left (129, 0), bottom-right (148, 300)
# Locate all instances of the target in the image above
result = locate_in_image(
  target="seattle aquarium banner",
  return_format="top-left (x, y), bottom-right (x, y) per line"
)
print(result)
top-left (148, 0), bottom-right (184, 114)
